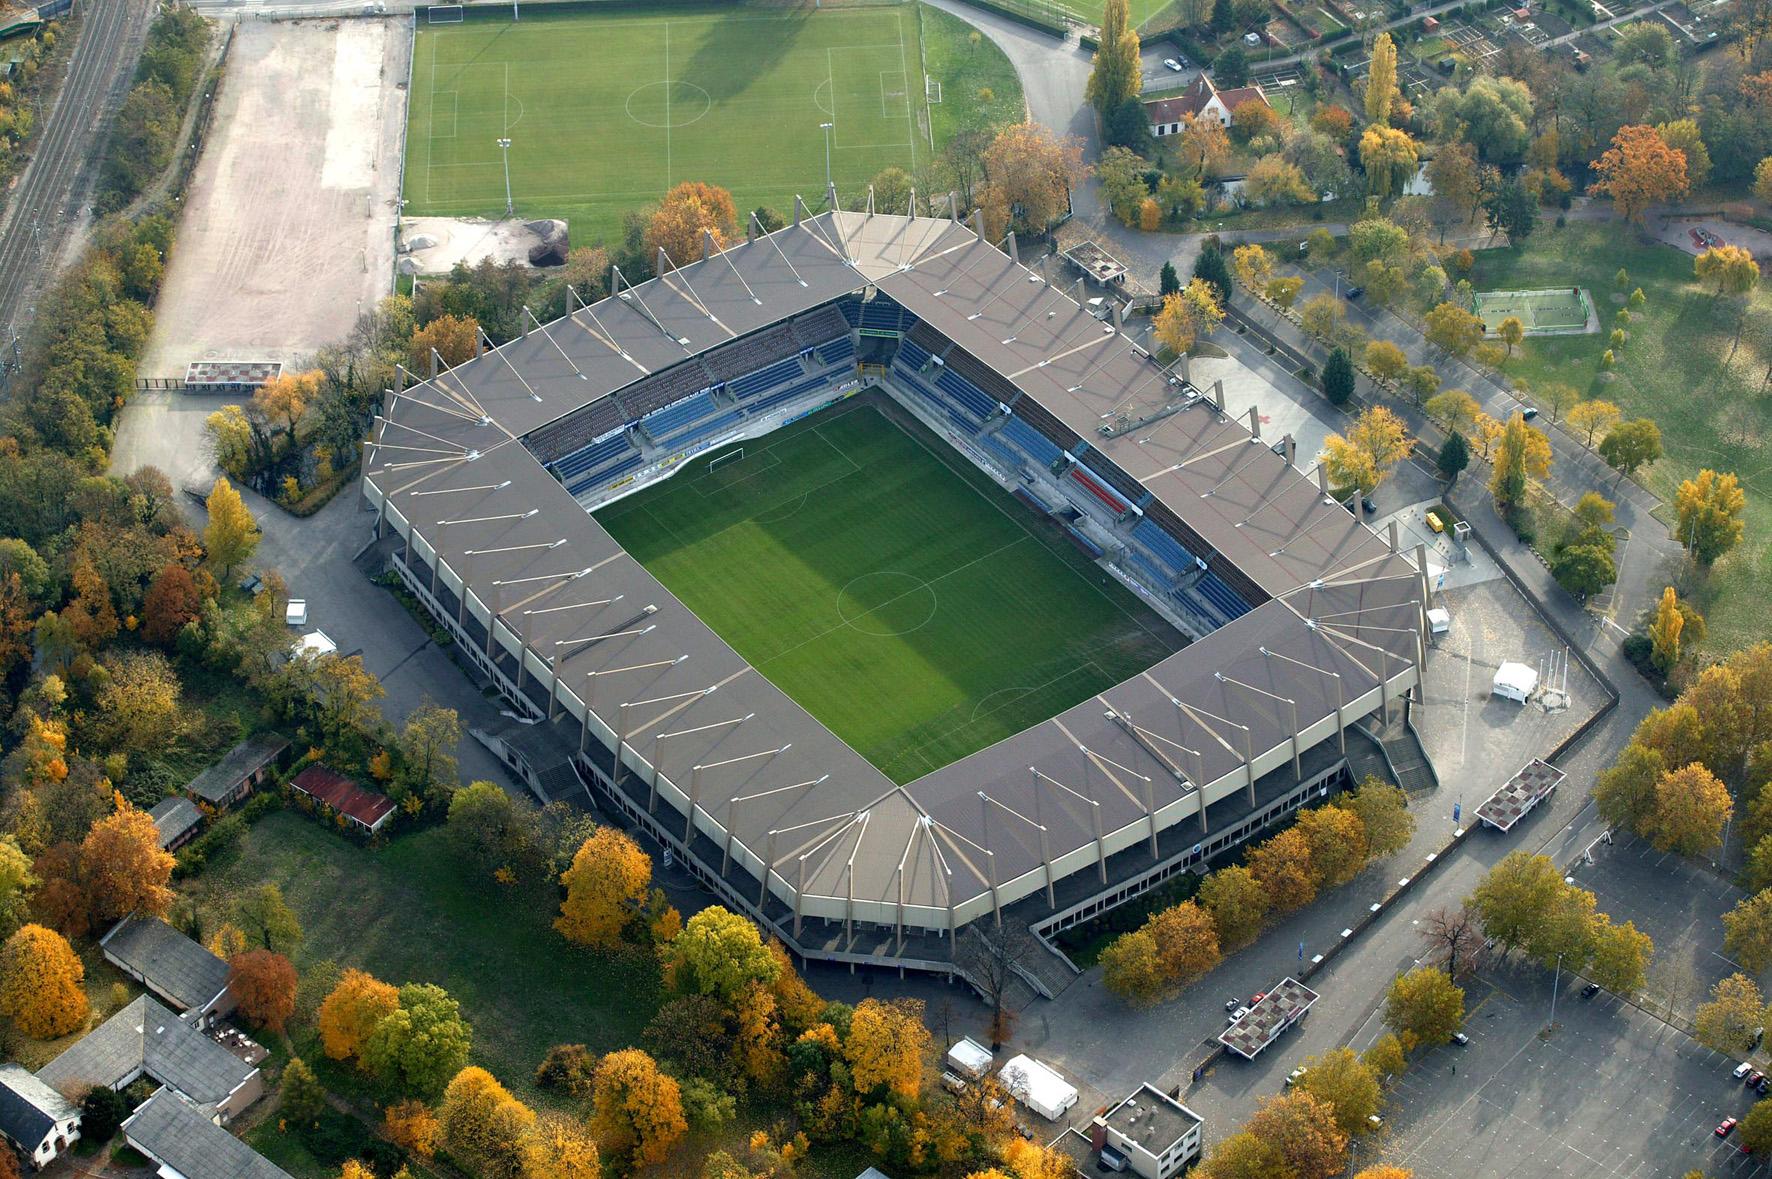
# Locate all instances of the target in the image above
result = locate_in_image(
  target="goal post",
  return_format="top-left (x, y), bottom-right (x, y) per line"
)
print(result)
top-left (427, 4), bottom-right (465, 23)
top-left (708, 448), bottom-right (745, 473)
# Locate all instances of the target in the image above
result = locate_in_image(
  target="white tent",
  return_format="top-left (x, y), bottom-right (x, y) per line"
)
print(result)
top-left (998, 1055), bottom-right (1078, 1121)
top-left (291, 630), bottom-right (337, 661)
top-left (1492, 661), bottom-right (1539, 704)
top-left (945, 1037), bottom-right (993, 1080)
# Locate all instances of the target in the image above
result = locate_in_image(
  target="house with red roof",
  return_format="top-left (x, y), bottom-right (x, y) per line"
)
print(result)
top-left (1144, 74), bottom-right (1272, 137)
top-left (289, 765), bottom-right (396, 834)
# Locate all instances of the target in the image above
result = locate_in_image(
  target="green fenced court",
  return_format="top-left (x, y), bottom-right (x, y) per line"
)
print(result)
top-left (595, 399), bottom-right (1181, 785)
top-left (405, 3), bottom-right (930, 244)
top-left (1472, 286), bottom-right (1598, 336)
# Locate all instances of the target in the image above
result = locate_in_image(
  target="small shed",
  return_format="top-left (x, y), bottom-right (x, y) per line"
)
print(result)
top-left (945, 1037), bottom-right (993, 1080)
top-left (185, 732), bottom-right (289, 811)
top-left (290, 765), bottom-right (396, 834)
top-left (1423, 14), bottom-right (1440, 30)
top-left (148, 796), bottom-right (203, 851)
top-left (998, 1055), bottom-right (1078, 1121)
top-left (1491, 662), bottom-right (1539, 703)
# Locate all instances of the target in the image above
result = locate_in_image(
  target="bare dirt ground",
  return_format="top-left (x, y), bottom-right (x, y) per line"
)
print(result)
top-left (134, 16), bottom-right (409, 382)
top-left (117, 15), bottom-right (410, 485)
top-left (400, 215), bottom-right (552, 275)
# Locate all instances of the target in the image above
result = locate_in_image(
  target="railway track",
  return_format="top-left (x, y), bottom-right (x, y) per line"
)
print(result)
top-left (0, 0), bottom-right (154, 351)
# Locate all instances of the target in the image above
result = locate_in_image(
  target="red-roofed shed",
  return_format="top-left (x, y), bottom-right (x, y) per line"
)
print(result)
top-left (290, 765), bottom-right (396, 834)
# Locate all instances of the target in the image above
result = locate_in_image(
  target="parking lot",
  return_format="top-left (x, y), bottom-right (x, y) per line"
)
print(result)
top-left (1374, 968), bottom-right (1768, 1178)
top-left (1571, 832), bottom-right (1767, 1023)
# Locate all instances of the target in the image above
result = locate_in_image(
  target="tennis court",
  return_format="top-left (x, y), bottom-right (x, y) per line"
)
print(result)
top-left (1472, 287), bottom-right (1598, 336)
top-left (406, 3), bottom-right (929, 244)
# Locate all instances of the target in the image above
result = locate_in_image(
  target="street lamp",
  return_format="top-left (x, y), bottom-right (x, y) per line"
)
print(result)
top-left (819, 122), bottom-right (834, 192)
top-left (496, 137), bottom-right (514, 218)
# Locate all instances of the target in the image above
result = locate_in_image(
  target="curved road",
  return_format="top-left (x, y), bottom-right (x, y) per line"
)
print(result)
top-left (0, 0), bottom-right (155, 348)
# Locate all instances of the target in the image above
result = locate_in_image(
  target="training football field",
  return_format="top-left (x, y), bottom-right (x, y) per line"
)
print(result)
top-left (1472, 287), bottom-right (1596, 335)
top-left (596, 400), bottom-right (1180, 784)
top-left (405, 4), bottom-right (929, 244)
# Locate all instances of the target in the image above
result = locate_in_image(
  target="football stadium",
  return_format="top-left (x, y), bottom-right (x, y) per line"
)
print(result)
top-left (362, 198), bottom-right (1431, 981)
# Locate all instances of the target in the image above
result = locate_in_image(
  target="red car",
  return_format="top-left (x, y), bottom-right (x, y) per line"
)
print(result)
top-left (1718, 1117), bottom-right (1740, 1138)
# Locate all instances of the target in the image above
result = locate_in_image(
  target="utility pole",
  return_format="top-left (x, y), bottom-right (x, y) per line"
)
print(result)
top-left (819, 122), bottom-right (834, 193)
top-left (1547, 952), bottom-right (1563, 1032)
top-left (497, 137), bottom-right (514, 218)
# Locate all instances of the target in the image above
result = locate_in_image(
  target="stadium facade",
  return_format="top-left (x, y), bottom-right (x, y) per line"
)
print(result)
top-left (362, 201), bottom-right (1432, 979)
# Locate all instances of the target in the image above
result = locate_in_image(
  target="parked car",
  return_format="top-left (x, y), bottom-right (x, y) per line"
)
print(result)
top-left (1163, 57), bottom-right (1184, 70)
top-left (1580, 982), bottom-right (1601, 999)
top-left (1734, 1061), bottom-right (1754, 1080)
top-left (1344, 285), bottom-right (1365, 299)
top-left (1450, 1032), bottom-right (1470, 1046)
top-left (1718, 1117), bottom-right (1740, 1138)
top-left (1757, 1076), bottom-right (1770, 1095)
top-left (1225, 997), bottom-right (1242, 1012)
top-left (1286, 1067), bottom-right (1308, 1086)
top-left (1746, 1071), bottom-right (1762, 1088)
top-left (1519, 405), bottom-right (1539, 421)
top-left (1361, 496), bottom-right (1377, 515)
top-left (1229, 1006), bottom-right (1251, 1024)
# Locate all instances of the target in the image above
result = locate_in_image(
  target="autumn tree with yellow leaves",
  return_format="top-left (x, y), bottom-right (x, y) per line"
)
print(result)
top-left (846, 996), bottom-right (931, 1100)
top-left (319, 968), bottom-right (399, 1062)
top-left (590, 1049), bottom-right (687, 1168)
top-left (555, 827), bottom-right (651, 949)
top-left (0, 923), bottom-right (87, 1038)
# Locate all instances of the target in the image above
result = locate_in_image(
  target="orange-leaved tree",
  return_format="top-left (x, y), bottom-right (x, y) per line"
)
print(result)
top-left (81, 807), bottom-right (175, 928)
top-left (1589, 125), bottom-right (1689, 224)
top-left (0, 923), bottom-right (88, 1039)
top-left (644, 182), bottom-right (738, 271)
top-left (228, 948), bottom-right (297, 1034)
top-left (554, 826), bottom-right (650, 949)
top-left (409, 314), bottom-right (480, 373)
top-left (846, 996), bottom-right (931, 1100)
top-left (590, 1049), bottom-right (686, 1168)
top-left (318, 967), bottom-right (399, 1062)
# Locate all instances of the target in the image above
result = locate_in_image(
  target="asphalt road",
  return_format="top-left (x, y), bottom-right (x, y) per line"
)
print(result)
top-left (0, 0), bottom-right (155, 348)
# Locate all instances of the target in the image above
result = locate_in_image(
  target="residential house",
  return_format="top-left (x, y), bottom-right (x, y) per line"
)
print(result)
top-left (289, 764), bottom-right (396, 834)
top-left (148, 796), bottom-right (203, 851)
top-left (0, 1065), bottom-right (80, 1170)
top-left (100, 916), bottom-right (233, 1026)
top-left (122, 1089), bottom-right (291, 1179)
top-left (37, 996), bottom-right (264, 1125)
top-left (1144, 74), bottom-right (1272, 136)
top-left (184, 732), bottom-right (289, 811)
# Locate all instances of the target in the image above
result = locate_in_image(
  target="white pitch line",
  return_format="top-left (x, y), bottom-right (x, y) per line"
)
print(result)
top-left (664, 21), bottom-right (672, 188)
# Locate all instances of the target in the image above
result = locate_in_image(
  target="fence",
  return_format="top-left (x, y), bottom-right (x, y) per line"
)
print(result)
top-left (35, 0), bottom-right (71, 18)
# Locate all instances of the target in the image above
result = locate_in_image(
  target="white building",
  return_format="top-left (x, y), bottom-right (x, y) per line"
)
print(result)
top-left (0, 1063), bottom-right (81, 1170)
top-left (1094, 1084), bottom-right (1203, 1179)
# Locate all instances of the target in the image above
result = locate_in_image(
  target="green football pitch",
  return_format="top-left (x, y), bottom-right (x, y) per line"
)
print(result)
top-left (405, 5), bottom-right (930, 245)
top-left (1472, 287), bottom-right (1596, 335)
top-left (595, 399), bottom-right (1181, 784)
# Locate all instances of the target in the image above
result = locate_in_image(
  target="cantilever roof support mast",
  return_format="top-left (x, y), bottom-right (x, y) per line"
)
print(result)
top-left (651, 712), bottom-right (753, 806)
top-left (1171, 694), bottom-right (1255, 807)
top-left (721, 775), bottom-right (829, 877)
top-left (1260, 644), bottom-right (1347, 755)
top-left (574, 657), bottom-right (685, 755)
top-left (1218, 672), bottom-right (1302, 778)
top-left (685, 744), bottom-right (791, 845)
top-left (1080, 743), bottom-right (1159, 859)
top-left (979, 788), bottom-right (1050, 908)
top-left (1033, 766), bottom-right (1106, 883)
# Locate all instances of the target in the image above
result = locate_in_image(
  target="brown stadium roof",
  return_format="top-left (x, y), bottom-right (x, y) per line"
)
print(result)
top-left (364, 207), bottom-right (1428, 929)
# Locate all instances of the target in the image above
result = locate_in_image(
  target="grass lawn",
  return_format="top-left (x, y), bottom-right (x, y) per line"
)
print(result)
top-left (406, 4), bottom-right (930, 243)
top-left (1472, 223), bottom-right (1772, 652)
top-left (196, 811), bottom-right (662, 1101)
top-left (596, 398), bottom-right (1180, 783)
top-left (919, 3), bottom-right (1025, 147)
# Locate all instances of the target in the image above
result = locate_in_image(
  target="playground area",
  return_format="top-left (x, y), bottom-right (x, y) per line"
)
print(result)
top-left (1472, 286), bottom-right (1599, 336)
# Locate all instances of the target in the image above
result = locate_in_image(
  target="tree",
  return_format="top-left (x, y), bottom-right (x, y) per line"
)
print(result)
top-left (203, 477), bottom-right (260, 579)
top-left (1743, 1102), bottom-right (1772, 1157)
top-left (1267, 276), bottom-right (1305, 309)
top-left (1404, 365), bottom-right (1440, 405)
top-left (383, 1099), bottom-right (442, 1157)
top-left (228, 949), bottom-right (297, 1033)
top-left (1358, 126), bottom-right (1420, 200)
top-left (363, 983), bottom-right (473, 1098)
top-left (1695, 973), bottom-right (1768, 1053)
top-left (1438, 431), bottom-right (1470, 481)
top-left (1469, 851), bottom-right (1564, 955)
top-left (1213, 45), bottom-right (1249, 87)
top-left (0, 839), bottom-right (35, 941)
top-left (1231, 101), bottom-right (1285, 146)
top-left (1590, 125), bottom-right (1690, 223)
top-left (1364, 340), bottom-right (1407, 384)
top-left (1426, 390), bottom-right (1480, 433)
top-left (1537, 382), bottom-right (1582, 424)
top-left (1696, 244), bottom-right (1761, 299)
top-left (80, 1084), bottom-right (129, 1144)
top-left (1321, 346), bottom-right (1355, 407)
top-left (1175, 115), bottom-right (1230, 180)
top-left (1423, 302), bottom-right (1485, 357)
top-left (1248, 827), bottom-right (1317, 911)
top-left (590, 1049), bottom-right (687, 1167)
top-left (1320, 406), bottom-right (1414, 495)
top-left (662, 906), bottom-right (779, 1003)
top-left (1490, 411), bottom-right (1550, 509)
top-left (1383, 967), bottom-right (1464, 1049)
top-left (1361, 1034), bottom-right (1407, 1083)
top-left (1365, 32), bottom-right (1398, 127)
top-left (1656, 119), bottom-right (1712, 187)
top-left (398, 699), bottom-right (461, 804)
top-left (1649, 586), bottom-right (1685, 673)
top-left (535, 1043), bottom-right (598, 1098)
top-left (440, 1066), bottom-right (535, 1179)
top-left (1496, 317), bottom-right (1524, 360)
top-left (1674, 469), bottom-right (1746, 565)
top-left (1645, 763), bottom-right (1732, 856)
top-left (81, 807), bottom-right (175, 928)
top-left (1192, 244), bottom-right (1233, 308)
top-left (1725, 890), bottom-right (1772, 974)
top-left (1233, 244), bottom-right (1274, 292)
top-left (238, 882), bottom-right (302, 952)
top-left (1599, 419), bottom-right (1662, 486)
top-left (1757, 156), bottom-right (1772, 205)
top-left (0, 923), bottom-right (87, 1038)
top-left (1419, 904), bottom-right (1483, 979)
top-left (1340, 776), bottom-right (1414, 858)
top-left (281, 1057), bottom-right (328, 1127)
top-left (1153, 280), bottom-right (1224, 355)
top-left (1195, 1131), bottom-right (1285, 1179)
top-left (1300, 293), bottom-right (1346, 342)
top-left (1148, 899), bottom-right (1222, 985)
top-left (869, 166), bottom-right (913, 214)
top-left (556, 827), bottom-right (651, 949)
top-left (1159, 261), bottom-right (1181, 297)
top-left (520, 1112), bottom-right (603, 1179)
top-left (141, 564), bottom-right (202, 646)
top-left (847, 996), bottom-right (930, 1099)
top-left (306, 654), bottom-right (386, 745)
top-left (1297, 1048), bottom-right (1381, 1136)
top-left (1199, 864), bottom-right (1269, 949)
top-left (409, 315), bottom-right (478, 373)
top-left (94, 650), bottom-right (183, 757)
top-left (645, 181), bottom-right (738, 269)
top-left (1586, 914), bottom-right (1653, 995)
top-left (319, 968), bottom-right (399, 1062)
top-left (1427, 142), bottom-right (1482, 235)
top-left (1244, 1091), bottom-right (1348, 1179)
top-left (979, 123), bottom-right (1088, 237)
top-left (1087, 0), bottom-right (1141, 114)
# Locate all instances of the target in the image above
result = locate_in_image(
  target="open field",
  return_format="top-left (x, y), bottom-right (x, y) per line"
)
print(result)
top-left (405, 4), bottom-right (929, 244)
top-left (1472, 224), bottom-right (1772, 653)
top-left (597, 399), bottom-right (1180, 783)
top-left (919, 3), bottom-right (1026, 148)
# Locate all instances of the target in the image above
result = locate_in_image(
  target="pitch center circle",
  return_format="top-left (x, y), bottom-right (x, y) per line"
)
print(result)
top-left (625, 81), bottom-right (712, 129)
top-left (837, 571), bottom-right (937, 637)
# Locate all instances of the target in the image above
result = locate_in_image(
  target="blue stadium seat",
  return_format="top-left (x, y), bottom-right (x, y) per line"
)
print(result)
top-left (934, 370), bottom-right (998, 421)
top-left (729, 358), bottom-right (805, 401)
top-left (815, 336), bottom-right (854, 365)
top-left (552, 433), bottom-right (634, 482)
top-left (1195, 574), bottom-right (1252, 622)
top-left (565, 451), bottom-right (642, 497)
top-left (641, 392), bottom-right (718, 442)
top-left (895, 338), bottom-right (933, 371)
top-left (1132, 519), bottom-right (1198, 576)
top-left (1000, 416), bottom-right (1063, 467)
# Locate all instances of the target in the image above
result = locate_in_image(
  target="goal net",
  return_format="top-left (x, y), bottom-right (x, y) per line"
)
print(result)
top-left (925, 76), bottom-right (942, 104)
top-left (708, 448), bottom-right (745, 473)
top-left (427, 4), bottom-right (465, 23)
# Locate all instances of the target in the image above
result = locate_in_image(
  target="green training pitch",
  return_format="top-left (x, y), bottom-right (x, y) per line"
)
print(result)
top-left (595, 399), bottom-right (1181, 784)
top-left (405, 4), bottom-right (929, 245)
top-left (1472, 287), bottom-right (1596, 335)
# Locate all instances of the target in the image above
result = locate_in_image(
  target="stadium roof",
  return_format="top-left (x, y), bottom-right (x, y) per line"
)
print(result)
top-left (364, 206), bottom-right (1428, 931)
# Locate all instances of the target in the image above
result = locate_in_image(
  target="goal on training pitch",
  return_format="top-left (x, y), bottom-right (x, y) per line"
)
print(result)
top-left (427, 4), bottom-right (465, 23)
